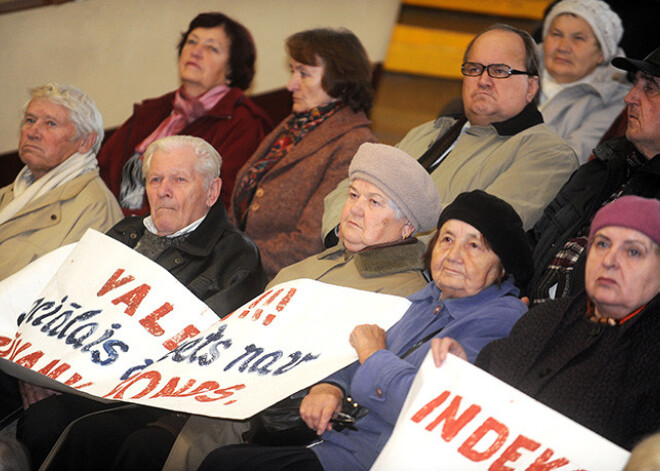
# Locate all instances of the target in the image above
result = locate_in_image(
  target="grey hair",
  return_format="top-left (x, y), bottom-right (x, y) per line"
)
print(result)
top-left (26, 82), bottom-right (104, 154)
top-left (387, 196), bottom-right (407, 225)
top-left (142, 136), bottom-right (222, 189)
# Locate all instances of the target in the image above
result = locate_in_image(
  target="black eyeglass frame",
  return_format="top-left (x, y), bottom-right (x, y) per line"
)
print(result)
top-left (461, 62), bottom-right (536, 79)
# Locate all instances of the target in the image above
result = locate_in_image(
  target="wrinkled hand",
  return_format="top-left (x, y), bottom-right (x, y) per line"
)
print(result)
top-left (431, 337), bottom-right (467, 367)
top-left (300, 383), bottom-right (343, 435)
top-left (349, 324), bottom-right (387, 364)
top-left (19, 381), bottom-right (59, 409)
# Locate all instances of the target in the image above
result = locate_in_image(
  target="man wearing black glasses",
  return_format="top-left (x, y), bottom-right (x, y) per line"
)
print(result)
top-left (322, 24), bottom-right (578, 244)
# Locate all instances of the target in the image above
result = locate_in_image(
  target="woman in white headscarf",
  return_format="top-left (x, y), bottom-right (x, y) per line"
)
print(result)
top-left (538, 0), bottom-right (631, 163)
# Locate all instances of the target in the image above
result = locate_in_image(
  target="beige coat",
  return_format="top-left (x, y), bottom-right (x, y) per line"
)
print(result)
top-left (0, 169), bottom-right (122, 280)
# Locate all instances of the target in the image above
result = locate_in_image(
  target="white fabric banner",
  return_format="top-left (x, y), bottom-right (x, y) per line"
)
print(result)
top-left (0, 230), bottom-right (411, 419)
top-left (372, 353), bottom-right (630, 470)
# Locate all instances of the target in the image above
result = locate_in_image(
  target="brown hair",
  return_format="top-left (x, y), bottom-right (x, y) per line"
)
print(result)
top-left (178, 12), bottom-right (256, 90)
top-left (286, 28), bottom-right (373, 113)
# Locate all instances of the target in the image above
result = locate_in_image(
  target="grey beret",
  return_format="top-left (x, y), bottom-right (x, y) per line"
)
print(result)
top-left (348, 143), bottom-right (441, 233)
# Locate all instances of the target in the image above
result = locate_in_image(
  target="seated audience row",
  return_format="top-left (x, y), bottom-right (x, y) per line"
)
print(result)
top-left (1, 7), bottom-right (658, 470)
top-left (528, 45), bottom-right (660, 304)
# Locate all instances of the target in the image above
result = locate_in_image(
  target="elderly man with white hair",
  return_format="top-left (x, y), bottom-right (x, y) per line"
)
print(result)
top-left (105, 135), bottom-right (267, 315)
top-left (16, 135), bottom-right (267, 470)
top-left (0, 82), bottom-right (122, 281)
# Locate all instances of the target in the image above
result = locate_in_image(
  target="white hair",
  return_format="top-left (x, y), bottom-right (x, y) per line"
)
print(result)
top-left (26, 82), bottom-right (104, 154)
top-left (142, 136), bottom-right (222, 189)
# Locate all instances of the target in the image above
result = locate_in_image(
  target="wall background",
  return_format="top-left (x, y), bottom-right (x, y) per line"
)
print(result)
top-left (0, 0), bottom-right (400, 153)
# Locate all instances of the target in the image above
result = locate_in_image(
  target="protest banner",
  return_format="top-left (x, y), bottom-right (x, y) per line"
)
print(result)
top-left (0, 230), bottom-right (411, 419)
top-left (372, 353), bottom-right (630, 471)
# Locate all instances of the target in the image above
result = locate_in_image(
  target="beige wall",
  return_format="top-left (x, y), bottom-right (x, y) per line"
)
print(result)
top-left (0, 0), bottom-right (399, 153)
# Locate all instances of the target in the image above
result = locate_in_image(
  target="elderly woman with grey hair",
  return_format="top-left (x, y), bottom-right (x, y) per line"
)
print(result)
top-left (538, 0), bottom-right (631, 163)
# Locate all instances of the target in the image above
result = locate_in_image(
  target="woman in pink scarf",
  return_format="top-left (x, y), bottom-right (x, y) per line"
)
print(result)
top-left (98, 12), bottom-right (272, 216)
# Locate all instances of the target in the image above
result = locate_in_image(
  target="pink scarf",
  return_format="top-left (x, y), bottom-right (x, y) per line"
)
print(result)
top-left (135, 85), bottom-right (230, 154)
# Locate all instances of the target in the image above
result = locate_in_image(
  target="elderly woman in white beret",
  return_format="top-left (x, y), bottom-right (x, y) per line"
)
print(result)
top-left (538, 0), bottom-right (632, 163)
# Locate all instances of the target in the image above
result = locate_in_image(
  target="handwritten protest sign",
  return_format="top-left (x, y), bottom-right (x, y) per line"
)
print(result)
top-left (372, 353), bottom-right (630, 471)
top-left (0, 230), bottom-right (411, 419)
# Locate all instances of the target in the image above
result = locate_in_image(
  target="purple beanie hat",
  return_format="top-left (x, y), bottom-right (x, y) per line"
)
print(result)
top-left (589, 196), bottom-right (660, 246)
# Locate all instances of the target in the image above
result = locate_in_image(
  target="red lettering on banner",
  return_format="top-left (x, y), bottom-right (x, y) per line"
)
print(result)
top-left (104, 370), bottom-right (162, 399)
top-left (111, 284), bottom-right (151, 316)
top-left (150, 377), bottom-right (196, 398)
top-left (224, 287), bottom-right (298, 326)
top-left (265, 289), bottom-right (283, 305)
top-left (195, 384), bottom-right (247, 402)
top-left (97, 269), bottom-right (135, 296)
top-left (490, 435), bottom-right (540, 470)
top-left (0, 335), bottom-right (12, 348)
top-left (276, 288), bottom-right (296, 311)
top-left (38, 359), bottom-right (70, 378)
top-left (411, 390), bottom-right (451, 422)
top-left (425, 395), bottom-right (482, 441)
top-left (163, 325), bottom-right (200, 351)
top-left (8, 340), bottom-right (32, 362)
top-left (15, 350), bottom-right (44, 369)
top-left (458, 417), bottom-right (509, 462)
top-left (249, 291), bottom-right (272, 309)
top-left (525, 448), bottom-right (570, 470)
top-left (0, 334), bottom-right (22, 357)
top-left (64, 373), bottom-right (92, 389)
top-left (139, 302), bottom-right (174, 336)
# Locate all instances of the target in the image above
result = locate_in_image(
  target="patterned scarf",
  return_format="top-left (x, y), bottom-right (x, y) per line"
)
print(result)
top-left (233, 101), bottom-right (343, 228)
top-left (119, 85), bottom-right (229, 210)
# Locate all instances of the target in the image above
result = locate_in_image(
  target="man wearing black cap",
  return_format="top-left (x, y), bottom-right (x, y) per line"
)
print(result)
top-left (527, 46), bottom-right (660, 305)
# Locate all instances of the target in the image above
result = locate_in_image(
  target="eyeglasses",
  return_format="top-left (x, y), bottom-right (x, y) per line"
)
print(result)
top-left (461, 62), bottom-right (535, 79)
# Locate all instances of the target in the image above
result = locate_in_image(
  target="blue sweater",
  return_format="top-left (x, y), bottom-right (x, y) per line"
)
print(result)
top-left (311, 278), bottom-right (527, 471)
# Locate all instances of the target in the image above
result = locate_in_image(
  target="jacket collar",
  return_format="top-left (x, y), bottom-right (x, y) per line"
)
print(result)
top-left (140, 201), bottom-right (231, 257)
top-left (408, 276), bottom-right (520, 320)
top-left (491, 102), bottom-right (544, 136)
top-left (320, 238), bottom-right (425, 278)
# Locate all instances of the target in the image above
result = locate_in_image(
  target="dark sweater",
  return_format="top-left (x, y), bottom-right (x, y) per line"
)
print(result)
top-left (477, 293), bottom-right (660, 449)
